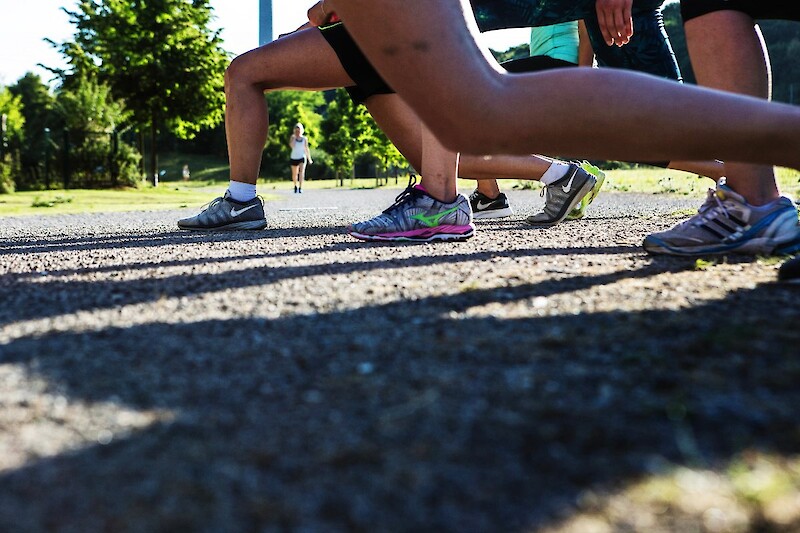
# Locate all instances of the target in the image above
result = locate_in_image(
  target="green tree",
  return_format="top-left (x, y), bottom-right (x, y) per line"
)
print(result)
top-left (261, 90), bottom-right (325, 178)
top-left (0, 86), bottom-right (25, 193)
top-left (55, 0), bottom-right (229, 185)
top-left (9, 73), bottom-right (58, 189)
top-left (320, 89), bottom-right (374, 184)
top-left (55, 76), bottom-right (141, 187)
top-left (367, 121), bottom-right (408, 181)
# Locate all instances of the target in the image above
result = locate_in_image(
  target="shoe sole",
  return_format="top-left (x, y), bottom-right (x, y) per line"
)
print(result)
top-left (644, 209), bottom-right (800, 256)
top-left (473, 207), bottom-right (514, 220)
top-left (178, 220), bottom-right (267, 231)
top-left (566, 170), bottom-right (606, 220)
top-left (643, 235), bottom-right (793, 256)
top-left (778, 256), bottom-right (800, 283)
top-left (526, 174), bottom-right (597, 227)
top-left (349, 226), bottom-right (475, 243)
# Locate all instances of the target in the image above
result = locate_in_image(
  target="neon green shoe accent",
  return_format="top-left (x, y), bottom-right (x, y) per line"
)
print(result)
top-left (567, 161), bottom-right (606, 220)
top-left (411, 205), bottom-right (460, 227)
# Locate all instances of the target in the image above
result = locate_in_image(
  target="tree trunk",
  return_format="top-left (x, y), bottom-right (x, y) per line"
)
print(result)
top-left (150, 120), bottom-right (158, 187)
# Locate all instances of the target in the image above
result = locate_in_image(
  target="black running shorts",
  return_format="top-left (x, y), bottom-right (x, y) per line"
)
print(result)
top-left (681, 0), bottom-right (800, 22)
top-left (319, 22), bottom-right (394, 105)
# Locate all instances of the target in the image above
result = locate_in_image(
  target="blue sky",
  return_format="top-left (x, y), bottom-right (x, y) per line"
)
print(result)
top-left (0, 0), bottom-right (529, 86)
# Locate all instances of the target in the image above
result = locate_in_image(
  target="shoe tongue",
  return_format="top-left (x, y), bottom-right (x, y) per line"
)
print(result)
top-left (715, 183), bottom-right (745, 204)
top-left (414, 184), bottom-right (428, 193)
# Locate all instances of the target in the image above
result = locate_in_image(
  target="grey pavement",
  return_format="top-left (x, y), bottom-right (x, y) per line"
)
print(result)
top-left (0, 187), bottom-right (798, 532)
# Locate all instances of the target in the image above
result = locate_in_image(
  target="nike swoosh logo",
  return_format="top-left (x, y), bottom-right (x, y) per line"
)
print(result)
top-left (230, 204), bottom-right (258, 217)
top-left (411, 206), bottom-right (460, 227)
top-left (561, 170), bottom-right (577, 194)
top-left (476, 200), bottom-right (495, 210)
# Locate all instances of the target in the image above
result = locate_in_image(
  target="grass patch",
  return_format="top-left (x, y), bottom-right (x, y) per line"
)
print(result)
top-left (693, 258), bottom-right (717, 271)
top-left (31, 196), bottom-right (73, 208)
top-left (4, 161), bottom-right (798, 217)
top-left (0, 184), bottom-right (255, 217)
top-left (505, 167), bottom-right (800, 199)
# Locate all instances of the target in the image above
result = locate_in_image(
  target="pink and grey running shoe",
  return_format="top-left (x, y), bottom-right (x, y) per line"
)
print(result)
top-left (348, 177), bottom-right (475, 242)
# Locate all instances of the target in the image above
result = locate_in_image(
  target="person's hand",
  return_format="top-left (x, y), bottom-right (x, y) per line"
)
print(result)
top-left (595, 0), bottom-right (633, 47)
top-left (308, 159), bottom-right (314, 165)
top-left (307, 1), bottom-right (335, 27)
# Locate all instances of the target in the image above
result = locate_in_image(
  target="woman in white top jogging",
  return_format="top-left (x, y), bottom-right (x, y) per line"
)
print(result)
top-left (289, 122), bottom-right (313, 193)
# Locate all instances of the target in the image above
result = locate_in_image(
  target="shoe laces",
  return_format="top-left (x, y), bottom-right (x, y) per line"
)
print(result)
top-left (199, 196), bottom-right (225, 213)
top-left (383, 175), bottom-right (423, 214)
top-left (689, 189), bottom-right (732, 227)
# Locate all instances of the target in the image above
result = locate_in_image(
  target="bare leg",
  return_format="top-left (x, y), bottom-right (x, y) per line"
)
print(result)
top-left (297, 161), bottom-right (306, 190)
top-left (685, 11), bottom-right (779, 205)
top-left (417, 124), bottom-right (459, 202)
top-left (328, 0), bottom-right (800, 169)
top-left (225, 28), bottom-right (355, 185)
top-left (476, 179), bottom-right (502, 198)
top-left (291, 164), bottom-right (300, 189)
top-left (668, 160), bottom-right (725, 181)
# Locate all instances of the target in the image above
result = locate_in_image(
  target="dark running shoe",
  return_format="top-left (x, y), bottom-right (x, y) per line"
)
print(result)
top-left (778, 256), bottom-right (800, 283)
top-left (469, 190), bottom-right (513, 219)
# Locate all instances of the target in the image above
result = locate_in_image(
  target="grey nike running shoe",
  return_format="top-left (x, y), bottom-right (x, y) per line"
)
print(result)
top-left (349, 177), bottom-right (474, 242)
top-left (566, 162), bottom-right (606, 220)
top-left (178, 191), bottom-right (267, 231)
top-left (526, 163), bottom-right (597, 226)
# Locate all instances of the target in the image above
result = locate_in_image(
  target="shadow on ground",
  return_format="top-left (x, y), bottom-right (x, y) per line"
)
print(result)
top-left (0, 231), bottom-right (798, 532)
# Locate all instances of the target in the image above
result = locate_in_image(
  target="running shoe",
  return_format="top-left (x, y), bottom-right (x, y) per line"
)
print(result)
top-left (177, 191), bottom-right (267, 231)
top-left (526, 163), bottom-right (597, 226)
top-left (469, 190), bottom-right (513, 219)
top-left (566, 162), bottom-right (606, 220)
top-left (643, 181), bottom-right (800, 256)
top-left (778, 256), bottom-right (800, 283)
top-left (348, 177), bottom-right (474, 242)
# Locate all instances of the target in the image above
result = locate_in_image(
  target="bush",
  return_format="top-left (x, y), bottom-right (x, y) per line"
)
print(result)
top-left (0, 160), bottom-right (15, 194)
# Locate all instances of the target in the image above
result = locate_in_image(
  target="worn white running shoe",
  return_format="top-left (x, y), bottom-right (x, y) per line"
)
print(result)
top-left (643, 181), bottom-right (800, 256)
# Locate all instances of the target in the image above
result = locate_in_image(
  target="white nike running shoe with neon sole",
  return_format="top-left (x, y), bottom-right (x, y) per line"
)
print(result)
top-left (526, 163), bottom-right (597, 226)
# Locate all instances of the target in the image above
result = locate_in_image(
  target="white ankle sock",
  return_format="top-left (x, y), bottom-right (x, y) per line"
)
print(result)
top-left (227, 180), bottom-right (256, 202)
top-left (540, 162), bottom-right (571, 186)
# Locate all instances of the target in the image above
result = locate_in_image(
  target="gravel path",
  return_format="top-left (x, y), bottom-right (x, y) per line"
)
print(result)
top-left (1, 187), bottom-right (798, 532)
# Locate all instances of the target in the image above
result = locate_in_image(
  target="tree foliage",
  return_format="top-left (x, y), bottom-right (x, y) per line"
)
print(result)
top-left (0, 87), bottom-right (25, 193)
top-left (8, 74), bottom-right (59, 189)
top-left (320, 89), bottom-right (375, 180)
top-left (59, 0), bottom-right (228, 136)
top-left (56, 76), bottom-right (141, 187)
top-left (55, 0), bottom-right (229, 183)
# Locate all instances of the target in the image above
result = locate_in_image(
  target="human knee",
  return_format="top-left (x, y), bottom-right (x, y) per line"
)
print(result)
top-left (224, 55), bottom-right (249, 96)
top-left (225, 52), bottom-right (274, 95)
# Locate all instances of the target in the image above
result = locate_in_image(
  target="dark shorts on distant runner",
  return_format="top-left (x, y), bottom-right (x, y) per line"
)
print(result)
top-left (290, 157), bottom-right (306, 167)
top-left (680, 0), bottom-right (800, 22)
